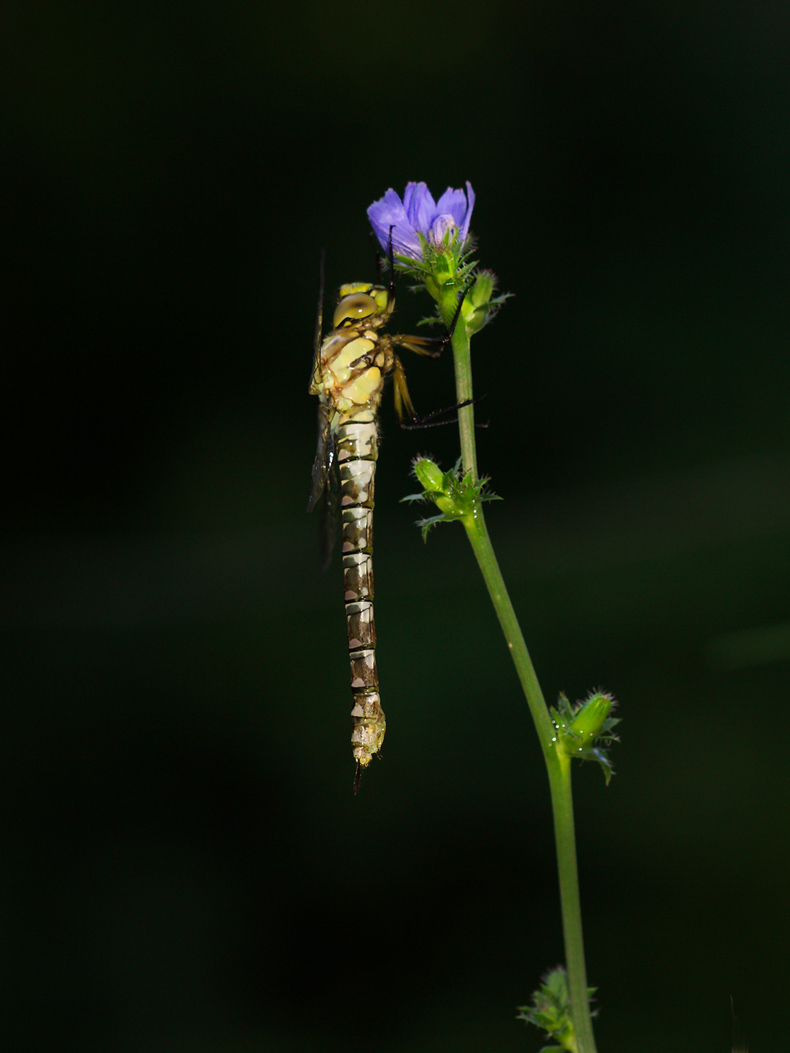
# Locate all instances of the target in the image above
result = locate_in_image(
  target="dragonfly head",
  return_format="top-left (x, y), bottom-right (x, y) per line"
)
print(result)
top-left (334, 283), bottom-right (392, 329)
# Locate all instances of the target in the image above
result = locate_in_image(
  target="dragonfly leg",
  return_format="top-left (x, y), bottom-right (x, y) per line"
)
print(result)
top-left (391, 278), bottom-right (474, 359)
top-left (400, 394), bottom-right (489, 430)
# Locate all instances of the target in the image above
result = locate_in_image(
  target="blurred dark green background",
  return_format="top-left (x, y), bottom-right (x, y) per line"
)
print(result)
top-left (3, 3), bottom-right (789, 1050)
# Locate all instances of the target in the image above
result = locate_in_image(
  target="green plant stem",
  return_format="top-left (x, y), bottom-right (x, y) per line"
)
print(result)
top-left (547, 752), bottom-right (597, 1053)
top-left (450, 320), bottom-right (598, 1053)
top-left (461, 511), bottom-right (553, 745)
top-left (448, 316), bottom-right (478, 483)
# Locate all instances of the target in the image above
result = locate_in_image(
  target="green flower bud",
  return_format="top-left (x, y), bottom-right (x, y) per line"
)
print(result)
top-left (470, 271), bottom-right (495, 308)
top-left (463, 269), bottom-right (498, 335)
top-left (569, 692), bottom-right (613, 748)
top-left (413, 457), bottom-right (444, 492)
top-left (411, 458), bottom-right (458, 516)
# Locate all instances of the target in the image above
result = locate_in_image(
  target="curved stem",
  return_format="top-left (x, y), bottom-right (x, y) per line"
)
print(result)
top-left (450, 319), bottom-right (597, 1053)
top-left (461, 510), bottom-right (554, 748)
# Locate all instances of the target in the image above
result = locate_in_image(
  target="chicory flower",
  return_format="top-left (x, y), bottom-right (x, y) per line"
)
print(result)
top-left (368, 181), bottom-right (475, 262)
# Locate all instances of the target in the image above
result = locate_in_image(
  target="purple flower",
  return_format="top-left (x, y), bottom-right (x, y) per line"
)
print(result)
top-left (367, 181), bottom-right (475, 262)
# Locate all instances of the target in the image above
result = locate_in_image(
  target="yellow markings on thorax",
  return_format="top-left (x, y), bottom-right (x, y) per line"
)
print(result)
top-left (344, 365), bottom-right (382, 406)
top-left (322, 331), bottom-right (389, 414)
top-left (331, 335), bottom-right (376, 385)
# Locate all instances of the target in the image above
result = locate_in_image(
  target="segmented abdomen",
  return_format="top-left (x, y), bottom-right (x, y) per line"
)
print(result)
top-left (337, 407), bottom-right (386, 773)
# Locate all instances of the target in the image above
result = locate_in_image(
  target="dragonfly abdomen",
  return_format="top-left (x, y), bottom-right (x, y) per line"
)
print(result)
top-left (337, 411), bottom-right (386, 779)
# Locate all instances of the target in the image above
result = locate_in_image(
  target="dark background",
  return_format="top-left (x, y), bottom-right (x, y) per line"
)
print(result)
top-left (3, 3), bottom-right (788, 1050)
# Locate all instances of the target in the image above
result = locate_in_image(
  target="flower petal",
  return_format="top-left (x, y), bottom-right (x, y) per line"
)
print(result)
top-left (459, 181), bottom-right (475, 243)
top-left (434, 186), bottom-right (466, 223)
top-left (434, 182), bottom-right (475, 243)
top-left (367, 188), bottom-right (407, 244)
top-left (403, 181), bottom-right (436, 239)
top-left (367, 188), bottom-right (424, 260)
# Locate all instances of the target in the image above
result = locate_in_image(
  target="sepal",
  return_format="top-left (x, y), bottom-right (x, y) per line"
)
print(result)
top-left (403, 237), bottom-right (479, 308)
top-left (550, 690), bottom-right (619, 784)
top-left (460, 269), bottom-right (512, 335)
top-left (517, 966), bottom-right (597, 1052)
top-left (404, 456), bottom-right (501, 541)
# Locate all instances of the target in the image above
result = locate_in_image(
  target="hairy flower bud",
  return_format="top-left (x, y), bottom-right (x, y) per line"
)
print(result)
top-left (569, 692), bottom-right (614, 748)
top-left (413, 457), bottom-right (445, 493)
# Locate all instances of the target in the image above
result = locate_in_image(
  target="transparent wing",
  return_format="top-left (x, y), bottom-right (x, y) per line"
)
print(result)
top-left (307, 400), bottom-right (340, 571)
top-left (307, 255), bottom-right (340, 569)
top-left (308, 251), bottom-right (326, 396)
top-left (307, 400), bottom-right (333, 513)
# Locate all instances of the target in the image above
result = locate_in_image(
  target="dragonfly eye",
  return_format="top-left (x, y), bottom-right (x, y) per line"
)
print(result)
top-left (334, 293), bottom-right (378, 328)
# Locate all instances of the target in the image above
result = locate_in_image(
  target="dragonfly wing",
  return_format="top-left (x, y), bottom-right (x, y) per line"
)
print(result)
top-left (307, 401), bottom-right (333, 511)
top-left (317, 455), bottom-right (339, 572)
top-left (307, 401), bottom-right (340, 570)
top-left (308, 251), bottom-right (326, 397)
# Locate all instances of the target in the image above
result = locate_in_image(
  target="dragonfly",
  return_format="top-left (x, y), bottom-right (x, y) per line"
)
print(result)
top-left (308, 245), bottom-right (462, 791)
